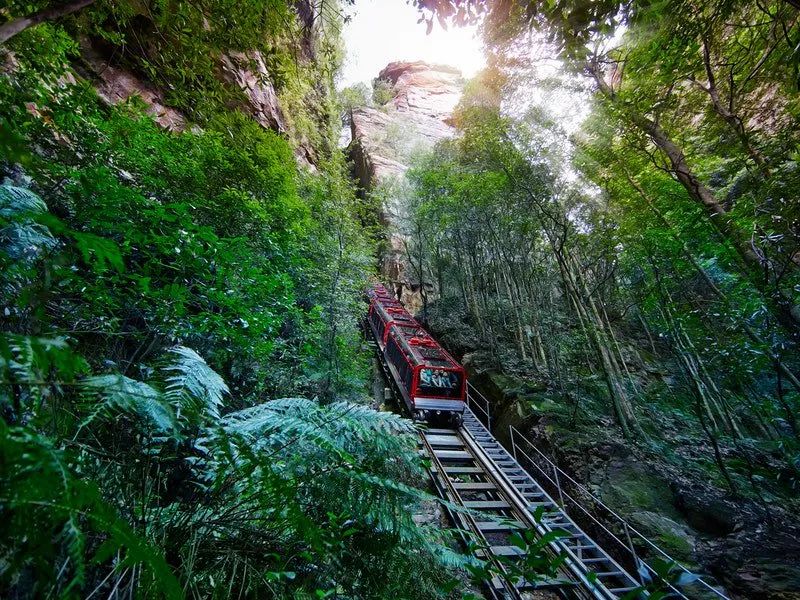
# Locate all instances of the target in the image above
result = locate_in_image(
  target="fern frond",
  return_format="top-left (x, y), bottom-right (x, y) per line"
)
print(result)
top-left (326, 401), bottom-right (417, 435)
top-left (0, 185), bottom-right (57, 261)
top-left (0, 422), bottom-right (181, 599)
top-left (59, 514), bottom-right (86, 593)
top-left (1, 335), bottom-right (74, 414)
top-left (81, 374), bottom-right (177, 434)
top-left (0, 185), bottom-right (48, 217)
top-left (1, 222), bottom-right (58, 260)
top-left (217, 399), bottom-right (350, 466)
top-left (163, 346), bottom-right (228, 422)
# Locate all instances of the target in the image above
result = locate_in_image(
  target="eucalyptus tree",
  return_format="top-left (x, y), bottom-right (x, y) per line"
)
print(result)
top-left (408, 73), bottom-right (644, 438)
top-left (415, 0), bottom-right (800, 332)
top-left (412, 0), bottom-right (800, 496)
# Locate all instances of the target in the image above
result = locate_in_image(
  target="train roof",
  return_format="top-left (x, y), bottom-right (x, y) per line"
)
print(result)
top-left (369, 284), bottom-right (464, 372)
top-left (388, 323), bottom-right (462, 371)
top-left (366, 284), bottom-right (394, 301)
top-left (372, 298), bottom-right (416, 324)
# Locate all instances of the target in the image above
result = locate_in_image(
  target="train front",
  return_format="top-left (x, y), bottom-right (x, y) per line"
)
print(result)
top-left (406, 334), bottom-right (466, 426)
top-left (412, 362), bottom-right (466, 426)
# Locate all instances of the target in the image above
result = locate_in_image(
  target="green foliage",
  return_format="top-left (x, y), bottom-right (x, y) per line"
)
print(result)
top-left (0, 9), bottom-right (473, 597)
top-left (465, 525), bottom-right (569, 590)
top-left (339, 81), bottom-right (372, 112)
top-left (0, 329), bottom-right (462, 598)
top-left (0, 45), bottom-right (369, 398)
top-left (409, 0), bottom-right (800, 510)
top-left (0, 419), bottom-right (182, 599)
top-left (372, 77), bottom-right (395, 106)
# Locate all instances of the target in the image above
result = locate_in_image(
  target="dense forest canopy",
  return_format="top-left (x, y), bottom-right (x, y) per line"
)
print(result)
top-left (407, 0), bottom-right (800, 460)
top-left (2, 0), bottom-right (800, 598)
top-left (403, 0), bottom-right (800, 594)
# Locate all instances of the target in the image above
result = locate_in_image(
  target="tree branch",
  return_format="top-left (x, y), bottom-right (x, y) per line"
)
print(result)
top-left (0, 0), bottom-right (96, 46)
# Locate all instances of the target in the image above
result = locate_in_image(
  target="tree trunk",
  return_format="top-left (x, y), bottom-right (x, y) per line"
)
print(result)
top-left (624, 169), bottom-right (800, 396)
top-left (0, 0), bottom-right (96, 45)
top-left (589, 62), bottom-right (800, 330)
top-left (693, 38), bottom-right (771, 179)
top-left (551, 236), bottom-right (641, 438)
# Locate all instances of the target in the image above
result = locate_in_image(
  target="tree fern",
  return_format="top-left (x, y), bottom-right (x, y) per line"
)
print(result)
top-left (0, 335), bottom-right (80, 419)
top-left (0, 222), bottom-right (57, 260)
top-left (163, 346), bottom-right (228, 423)
top-left (219, 399), bottom-right (347, 461)
top-left (0, 184), bottom-right (48, 217)
top-left (0, 422), bottom-right (181, 599)
top-left (81, 374), bottom-right (177, 434)
top-left (214, 398), bottom-right (433, 545)
top-left (3, 339), bottom-right (468, 599)
top-left (0, 184), bottom-right (57, 261)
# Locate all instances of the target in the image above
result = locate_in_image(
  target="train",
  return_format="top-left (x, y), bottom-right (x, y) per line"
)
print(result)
top-left (366, 284), bottom-right (466, 426)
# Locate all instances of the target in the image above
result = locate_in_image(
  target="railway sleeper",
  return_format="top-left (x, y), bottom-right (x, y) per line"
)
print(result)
top-left (523, 494), bottom-right (549, 502)
top-left (564, 542), bottom-right (602, 553)
top-left (475, 520), bottom-right (525, 532)
top-left (433, 450), bottom-right (473, 461)
top-left (463, 500), bottom-right (512, 510)
top-left (453, 482), bottom-right (496, 491)
top-left (593, 570), bottom-right (627, 579)
top-left (424, 433), bottom-right (462, 443)
top-left (490, 545), bottom-right (525, 557)
top-left (444, 466), bottom-right (483, 474)
top-left (501, 576), bottom-right (576, 591)
top-left (579, 557), bottom-right (613, 565)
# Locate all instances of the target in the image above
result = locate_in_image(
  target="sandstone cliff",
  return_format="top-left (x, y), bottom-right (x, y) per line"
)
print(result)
top-left (64, 0), bottom-right (326, 170)
top-left (349, 61), bottom-right (463, 312)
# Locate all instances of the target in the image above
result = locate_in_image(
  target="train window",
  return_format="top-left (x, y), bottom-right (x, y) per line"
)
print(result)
top-left (387, 338), bottom-right (401, 367)
top-left (417, 369), bottom-right (462, 398)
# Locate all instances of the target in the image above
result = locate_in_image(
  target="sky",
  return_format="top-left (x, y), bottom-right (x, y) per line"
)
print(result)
top-left (338, 0), bottom-right (486, 89)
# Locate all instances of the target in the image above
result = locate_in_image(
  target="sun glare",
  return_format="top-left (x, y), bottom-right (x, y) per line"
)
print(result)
top-left (339, 0), bottom-right (485, 88)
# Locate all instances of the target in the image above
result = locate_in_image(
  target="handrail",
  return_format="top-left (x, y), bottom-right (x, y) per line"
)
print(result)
top-left (508, 424), bottom-right (729, 599)
top-left (466, 381), bottom-right (492, 431)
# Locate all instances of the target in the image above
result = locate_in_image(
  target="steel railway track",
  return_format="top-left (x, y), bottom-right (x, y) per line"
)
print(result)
top-left (366, 321), bottom-right (641, 599)
top-left (421, 409), bottom-right (642, 599)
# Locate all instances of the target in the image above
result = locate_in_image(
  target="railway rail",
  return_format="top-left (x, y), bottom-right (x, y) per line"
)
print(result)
top-left (421, 410), bottom-right (641, 599)
top-left (366, 318), bottom-right (728, 600)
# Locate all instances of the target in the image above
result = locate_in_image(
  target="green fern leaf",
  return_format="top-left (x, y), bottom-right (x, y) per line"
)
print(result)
top-left (163, 346), bottom-right (228, 422)
top-left (0, 185), bottom-right (48, 217)
top-left (81, 374), bottom-right (177, 433)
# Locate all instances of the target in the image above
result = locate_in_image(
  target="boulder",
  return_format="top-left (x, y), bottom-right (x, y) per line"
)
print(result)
top-left (629, 511), bottom-right (696, 561)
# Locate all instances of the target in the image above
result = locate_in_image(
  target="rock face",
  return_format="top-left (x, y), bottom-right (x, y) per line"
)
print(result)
top-left (76, 40), bottom-right (316, 168)
top-left (349, 61), bottom-right (463, 312)
top-left (78, 39), bottom-right (187, 131)
top-left (220, 51), bottom-right (286, 134)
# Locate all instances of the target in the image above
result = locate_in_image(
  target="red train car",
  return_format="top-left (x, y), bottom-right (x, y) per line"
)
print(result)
top-left (367, 299), bottom-right (417, 349)
top-left (366, 284), bottom-right (394, 302)
top-left (366, 286), bottom-right (466, 425)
